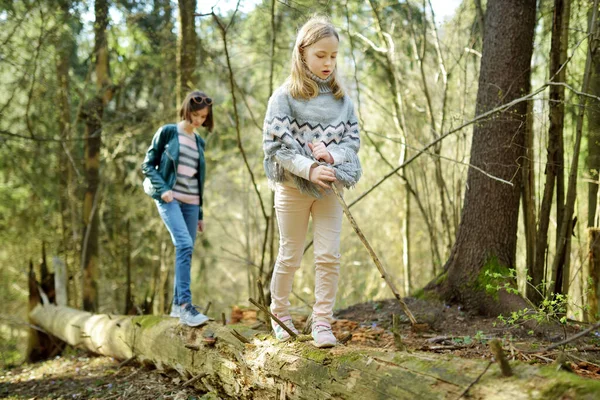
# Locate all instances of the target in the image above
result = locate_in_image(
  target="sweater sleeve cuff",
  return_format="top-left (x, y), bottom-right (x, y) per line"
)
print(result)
top-left (294, 154), bottom-right (317, 180)
top-left (328, 148), bottom-right (345, 166)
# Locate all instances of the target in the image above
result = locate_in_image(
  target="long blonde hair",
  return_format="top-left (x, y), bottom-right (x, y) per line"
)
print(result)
top-left (289, 16), bottom-right (344, 100)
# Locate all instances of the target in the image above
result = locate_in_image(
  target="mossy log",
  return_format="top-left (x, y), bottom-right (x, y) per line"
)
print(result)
top-left (30, 304), bottom-right (600, 399)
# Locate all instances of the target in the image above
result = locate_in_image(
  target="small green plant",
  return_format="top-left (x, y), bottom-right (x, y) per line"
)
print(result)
top-left (452, 336), bottom-right (473, 345)
top-left (473, 330), bottom-right (487, 343)
top-left (484, 268), bottom-right (590, 329)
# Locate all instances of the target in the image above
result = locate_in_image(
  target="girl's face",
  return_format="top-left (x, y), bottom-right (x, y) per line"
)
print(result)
top-left (190, 107), bottom-right (209, 128)
top-left (303, 35), bottom-right (338, 80)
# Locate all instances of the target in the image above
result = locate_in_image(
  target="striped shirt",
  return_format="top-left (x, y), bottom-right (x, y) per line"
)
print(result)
top-left (172, 132), bottom-right (200, 205)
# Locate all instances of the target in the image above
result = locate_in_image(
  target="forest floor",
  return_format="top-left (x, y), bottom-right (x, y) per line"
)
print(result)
top-left (2, 297), bottom-right (600, 399)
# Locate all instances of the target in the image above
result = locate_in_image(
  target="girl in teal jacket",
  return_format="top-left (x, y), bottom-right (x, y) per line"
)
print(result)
top-left (141, 91), bottom-right (213, 327)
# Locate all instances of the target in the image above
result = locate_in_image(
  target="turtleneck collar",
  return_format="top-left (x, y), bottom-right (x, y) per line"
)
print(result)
top-left (306, 68), bottom-right (334, 94)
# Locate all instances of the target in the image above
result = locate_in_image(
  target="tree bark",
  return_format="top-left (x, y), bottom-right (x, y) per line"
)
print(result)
top-left (29, 304), bottom-right (600, 399)
top-left (55, 0), bottom-right (75, 288)
top-left (81, 0), bottom-right (111, 312)
top-left (27, 259), bottom-right (64, 362)
top-left (429, 0), bottom-right (536, 316)
top-left (522, 99), bottom-right (536, 300)
top-left (588, 228), bottom-right (600, 321)
top-left (551, 1), bottom-right (599, 296)
top-left (177, 0), bottom-right (197, 105)
top-left (533, 0), bottom-right (571, 303)
top-left (588, 6), bottom-right (600, 227)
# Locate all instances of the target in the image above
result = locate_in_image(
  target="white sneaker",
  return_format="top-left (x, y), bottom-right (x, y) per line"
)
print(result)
top-left (179, 304), bottom-right (209, 327)
top-left (312, 321), bottom-right (336, 348)
top-left (271, 315), bottom-right (298, 341)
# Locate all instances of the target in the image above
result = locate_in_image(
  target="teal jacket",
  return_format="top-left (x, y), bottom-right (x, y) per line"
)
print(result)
top-left (141, 124), bottom-right (206, 220)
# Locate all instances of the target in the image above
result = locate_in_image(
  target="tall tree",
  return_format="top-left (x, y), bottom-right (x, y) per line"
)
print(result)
top-left (551, 1), bottom-right (599, 296)
top-left (81, 0), bottom-right (111, 312)
top-left (177, 0), bottom-right (197, 105)
top-left (530, 0), bottom-right (571, 303)
top-left (428, 0), bottom-right (536, 315)
top-left (588, 8), bottom-right (600, 227)
top-left (55, 0), bottom-right (77, 305)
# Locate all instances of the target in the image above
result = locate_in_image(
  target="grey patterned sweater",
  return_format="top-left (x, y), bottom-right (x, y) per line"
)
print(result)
top-left (263, 74), bottom-right (362, 198)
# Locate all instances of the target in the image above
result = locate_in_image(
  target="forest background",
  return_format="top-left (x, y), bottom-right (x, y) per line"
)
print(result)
top-left (1, 0), bottom-right (598, 366)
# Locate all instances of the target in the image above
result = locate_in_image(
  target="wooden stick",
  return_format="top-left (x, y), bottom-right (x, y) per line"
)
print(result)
top-left (392, 314), bottom-right (406, 351)
top-left (339, 332), bottom-right (353, 345)
top-left (221, 312), bottom-right (227, 326)
top-left (182, 372), bottom-right (207, 387)
top-left (455, 361), bottom-right (492, 399)
top-left (249, 298), bottom-right (297, 339)
top-left (330, 184), bottom-right (418, 325)
top-left (203, 301), bottom-right (212, 315)
top-left (231, 329), bottom-right (251, 344)
top-left (489, 339), bottom-right (513, 377)
top-left (117, 355), bottom-right (135, 370)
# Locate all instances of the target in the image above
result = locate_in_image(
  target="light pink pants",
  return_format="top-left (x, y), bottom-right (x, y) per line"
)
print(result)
top-left (270, 183), bottom-right (343, 323)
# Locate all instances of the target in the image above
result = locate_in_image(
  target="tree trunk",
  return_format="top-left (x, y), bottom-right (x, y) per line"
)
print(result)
top-left (429, 0), bottom-right (536, 316)
top-left (29, 304), bottom-right (600, 399)
top-left (588, 6), bottom-right (600, 227)
top-left (588, 228), bottom-right (600, 321)
top-left (55, 0), bottom-right (75, 286)
top-left (522, 99), bottom-right (536, 300)
top-left (81, 0), bottom-right (111, 312)
top-left (551, 1), bottom-right (599, 295)
top-left (27, 258), bottom-right (64, 362)
top-left (533, 0), bottom-right (570, 302)
top-left (177, 0), bottom-right (197, 105)
top-left (81, 95), bottom-right (102, 313)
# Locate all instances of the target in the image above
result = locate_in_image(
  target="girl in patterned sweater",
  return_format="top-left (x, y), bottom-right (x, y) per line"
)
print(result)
top-left (263, 17), bottom-right (362, 347)
top-left (142, 91), bottom-right (213, 327)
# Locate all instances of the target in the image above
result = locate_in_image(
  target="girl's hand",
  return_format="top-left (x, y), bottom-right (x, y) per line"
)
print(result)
top-left (161, 190), bottom-right (174, 203)
top-left (309, 165), bottom-right (336, 189)
top-left (308, 142), bottom-right (334, 164)
top-left (198, 220), bottom-right (205, 233)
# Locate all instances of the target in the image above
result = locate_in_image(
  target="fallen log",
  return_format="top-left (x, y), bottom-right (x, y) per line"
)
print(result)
top-left (30, 304), bottom-right (600, 399)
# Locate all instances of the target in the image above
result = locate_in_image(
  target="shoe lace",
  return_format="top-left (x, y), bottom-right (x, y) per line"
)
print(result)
top-left (185, 304), bottom-right (200, 317)
top-left (314, 323), bottom-right (332, 334)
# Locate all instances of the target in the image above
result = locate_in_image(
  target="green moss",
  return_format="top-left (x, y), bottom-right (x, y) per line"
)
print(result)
top-left (537, 365), bottom-right (600, 397)
top-left (132, 315), bottom-right (164, 330)
top-left (435, 272), bottom-right (448, 285)
top-left (333, 351), bottom-right (363, 365)
top-left (413, 288), bottom-right (441, 302)
top-left (471, 255), bottom-right (513, 299)
top-left (299, 344), bottom-right (331, 363)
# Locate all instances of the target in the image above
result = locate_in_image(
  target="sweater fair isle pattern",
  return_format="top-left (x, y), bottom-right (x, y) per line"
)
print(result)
top-left (263, 75), bottom-right (362, 197)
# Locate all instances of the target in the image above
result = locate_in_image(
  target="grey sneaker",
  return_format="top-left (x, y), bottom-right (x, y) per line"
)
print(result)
top-left (179, 304), bottom-right (209, 327)
top-left (170, 303), bottom-right (201, 318)
top-left (169, 304), bottom-right (180, 318)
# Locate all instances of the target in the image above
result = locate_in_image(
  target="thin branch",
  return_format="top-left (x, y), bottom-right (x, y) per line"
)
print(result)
top-left (353, 32), bottom-right (388, 53)
top-left (455, 361), bottom-right (492, 399)
top-left (546, 81), bottom-right (600, 102)
top-left (212, 11), bottom-right (268, 221)
top-left (349, 83), bottom-right (547, 208)
top-left (542, 321), bottom-right (600, 352)
top-left (249, 298), bottom-right (297, 339)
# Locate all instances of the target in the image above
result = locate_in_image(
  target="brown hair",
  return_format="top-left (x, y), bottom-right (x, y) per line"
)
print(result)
top-left (179, 91), bottom-right (214, 132)
top-left (289, 16), bottom-right (344, 100)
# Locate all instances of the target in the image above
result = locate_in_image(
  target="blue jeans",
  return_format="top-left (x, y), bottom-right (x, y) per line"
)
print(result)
top-left (155, 200), bottom-right (199, 305)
